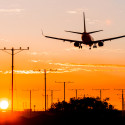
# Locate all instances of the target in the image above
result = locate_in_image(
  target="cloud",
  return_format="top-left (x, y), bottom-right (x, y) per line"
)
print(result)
top-left (1, 63), bottom-right (125, 75)
top-left (3, 70), bottom-right (41, 74)
top-left (66, 8), bottom-right (88, 14)
top-left (3, 70), bottom-right (64, 74)
top-left (49, 62), bottom-right (125, 72)
top-left (29, 51), bottom-right (49, 56)
top-left (31, 60), bottom-right (41, 63)
top-left (66, 11), bottom-right (77, 14)
top-left (0, 9), bottom-right (24, 13)
top-left (50, 62), bottom-right (125, 68)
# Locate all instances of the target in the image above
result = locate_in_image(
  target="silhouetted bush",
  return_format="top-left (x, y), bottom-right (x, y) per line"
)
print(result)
top-left (49, 97), bottom-right (114, 112)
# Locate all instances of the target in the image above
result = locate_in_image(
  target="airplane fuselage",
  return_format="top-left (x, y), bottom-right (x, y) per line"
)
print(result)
top-left (81, 32), bottom-right (94, 45)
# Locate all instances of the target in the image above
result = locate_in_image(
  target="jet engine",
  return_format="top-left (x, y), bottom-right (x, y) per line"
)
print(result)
top-left (98, 41), bottom-right (104, 46)
top-left (74, 42), bottom-right (79, 47)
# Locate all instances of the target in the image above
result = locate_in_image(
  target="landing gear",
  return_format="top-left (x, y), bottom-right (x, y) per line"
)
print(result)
top-left (93, 43), bottom-right (97, 48)
top-left (79, 44), bottom-right (82, 49)
top-left (89, 45), bottom-right (91, 50)
top-left (93, 45), bottom-right (97, 48)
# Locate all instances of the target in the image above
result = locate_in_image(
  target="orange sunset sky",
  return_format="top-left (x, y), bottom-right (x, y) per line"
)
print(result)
top-left (0, 0), bottom-right (125, 111)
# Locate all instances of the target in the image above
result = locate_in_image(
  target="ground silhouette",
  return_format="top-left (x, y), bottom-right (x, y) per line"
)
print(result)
top-left (1, 97), bottom-right (124, 125)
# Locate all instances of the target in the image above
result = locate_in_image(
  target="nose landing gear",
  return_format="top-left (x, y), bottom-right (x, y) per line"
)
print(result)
top-left (89, 45), bottom-right (92, 50)
top-left (93, 43), bottom-right (97, 48)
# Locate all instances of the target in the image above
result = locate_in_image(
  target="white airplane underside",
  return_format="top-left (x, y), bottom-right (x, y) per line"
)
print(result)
top-left (42, 13), bottom-right (125, 50)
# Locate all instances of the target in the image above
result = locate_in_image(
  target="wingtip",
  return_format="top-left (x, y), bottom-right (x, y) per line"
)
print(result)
top-left (41, 29), bottom-right (45, 36)
top-left (64, 30), bottom-right (68, 32)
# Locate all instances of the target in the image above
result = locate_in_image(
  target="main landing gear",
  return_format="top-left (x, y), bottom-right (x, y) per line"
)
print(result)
top-left (79, 44), bottom-right (82, 49)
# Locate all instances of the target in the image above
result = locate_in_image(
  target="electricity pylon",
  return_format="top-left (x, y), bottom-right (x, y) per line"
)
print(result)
top-left (0, 47), bottom-right (29, 112)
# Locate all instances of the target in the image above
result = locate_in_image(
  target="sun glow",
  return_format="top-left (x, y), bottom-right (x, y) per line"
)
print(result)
top-left (0, 100), bottom-right (9, 110)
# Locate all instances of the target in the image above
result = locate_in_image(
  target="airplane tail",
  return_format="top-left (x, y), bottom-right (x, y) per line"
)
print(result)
top-left (83, 12), bottom-right (86, 33)
top-left (65, 12), bottom-right (103, 34)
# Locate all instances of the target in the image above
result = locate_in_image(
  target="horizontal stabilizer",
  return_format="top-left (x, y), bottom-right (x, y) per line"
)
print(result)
top-left (65, 30), bottom-right (103, 35)
top-left (88, 30), bottom-right (103, 34)
top-left (65, 30), bottom-right (83, 34)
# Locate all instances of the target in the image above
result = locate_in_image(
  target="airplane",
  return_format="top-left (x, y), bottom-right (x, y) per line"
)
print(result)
top-left (42, 12), bottom-right (125, 49)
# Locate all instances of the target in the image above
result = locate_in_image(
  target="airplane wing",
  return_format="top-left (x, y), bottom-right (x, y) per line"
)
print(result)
top-left (92, 35), bottom-right (125, 43)
top-left (44, 35), bottom-right (83, 43)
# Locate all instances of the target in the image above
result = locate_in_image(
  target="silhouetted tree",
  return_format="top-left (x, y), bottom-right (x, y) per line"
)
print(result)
top-left (49, 97), bottom-right (114, 112)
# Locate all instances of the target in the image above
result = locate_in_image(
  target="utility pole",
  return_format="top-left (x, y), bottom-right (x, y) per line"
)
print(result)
top-left (115, 89), bottom-right (125, 111)
top-left (23, 89), bottom-right (38, 113)
top-left (55, 81), bottom-right (73, 102)
top-left (47, 94), bottom-right (48, 109)
top-left (36, 69), bottom-right (57, 111)
top-left (44, 69), bottom-right (47, 112)
top-left (0, 47), bottom-right (29, 112)
top-left (51, 90), bottom-right (53, 106)
top-left (23, 89), bottom-right (32, 117)
top-left (42, 94), bottom-right (51, 110)
top-left (34, 105), bottom-right (36, 112)
top-left (23, 89), bottom-right (32, 113)
top-left (47, 89), bottom-right (60, 108)
top-left (70, 89), bottom-right (84, 99)
top-left (30, 90), bottom-right (31, 112)
top-left (44, 69), bottom-right (57, 111)
top-left (92, 89), bottom-right (109, 101)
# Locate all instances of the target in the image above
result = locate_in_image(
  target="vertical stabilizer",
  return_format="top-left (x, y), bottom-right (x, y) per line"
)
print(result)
top-left (83, 12), bottom-right (86, 33)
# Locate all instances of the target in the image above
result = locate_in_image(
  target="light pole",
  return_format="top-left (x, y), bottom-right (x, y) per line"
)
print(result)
top-left (92, 89), bottom-right (109, 101)
top-left (0, 47), bottom-right (29, 112)
top-left (44, 69), bottom-right (47, 111)
top-left (70, 89), bottom-right (84, 99)
top-left (55, 81), bottom-right (73, 102)
top-left (115, 89), bottom-right (125, 111)
top-left (36, 69), bottom-right (57, 111)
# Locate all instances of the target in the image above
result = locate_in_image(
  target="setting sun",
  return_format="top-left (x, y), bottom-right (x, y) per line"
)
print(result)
top-left (0, 100), bottom-right (9, 110)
